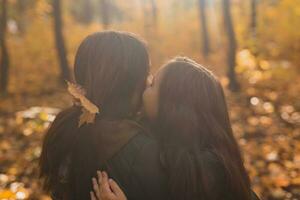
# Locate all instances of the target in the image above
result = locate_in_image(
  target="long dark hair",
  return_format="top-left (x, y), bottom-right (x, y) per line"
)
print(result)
top-left (39, 31), bottom-right (149, 199)
top-left (155, 57), bottom-right (251, 200)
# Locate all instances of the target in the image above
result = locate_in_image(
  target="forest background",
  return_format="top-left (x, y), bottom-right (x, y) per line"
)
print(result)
top-left (0, 0), bottom-right (300, 199)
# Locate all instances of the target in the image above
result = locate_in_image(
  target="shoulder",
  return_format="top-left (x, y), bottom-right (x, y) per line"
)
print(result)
top-left (130, 133), bottom-right (159, 153)
top-left (46, 106), bottom-right (80, 136)
top-left (123, 132), bottom-right (165, 174)
top-left (131, 133), bottom-right (160, 165)
top-left (130, 134), bottom-right (168, 199)
top-left (106, 123), bottom-right (160, 165)
top-left (107, 132), bottom-right (168, 199)
top-left (111, 132), bottom-right (160, 166)
top-left (54, 106), bottom-right (80, 121)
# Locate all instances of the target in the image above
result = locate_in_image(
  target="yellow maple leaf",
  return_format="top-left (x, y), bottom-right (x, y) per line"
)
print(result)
top-left (66, 81), bottom-right (100, 114)
top-left (78, 108), bottom-right (96, 127)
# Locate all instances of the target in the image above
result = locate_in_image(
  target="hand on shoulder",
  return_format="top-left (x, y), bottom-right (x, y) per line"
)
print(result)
top-left (90, 171), bottom-right (127, 200)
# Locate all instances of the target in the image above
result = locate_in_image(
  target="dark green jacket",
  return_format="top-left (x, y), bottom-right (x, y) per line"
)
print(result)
top-left (104, 133), bottom-right (169, 200)
top-left (51, 119), bottom-right (260, 200)
top-left (51, 120), bottom-right (169, 200)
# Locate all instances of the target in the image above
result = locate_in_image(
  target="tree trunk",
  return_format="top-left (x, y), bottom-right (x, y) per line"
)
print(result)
top-left (250, 0), bottom-right (257, 38)
top-left (0, 0), bottom-right (9, 94)
top-left (52, 0), bottom-right (70, 81)
top-left (70, 0), bottom-right (94, 24)
top-left (250, 0), bottom-right (259, 58)
top-left (150, 0), bottom-right (158, 26)
top-left (100, 0), bottom-right (110, 29)
top-left (82, 0), bottom-right (93, 24)
top-left (198, 0), bottom-right (210, 57)
top-left (141, 0), bottom-right (158, 32)
top-left (222, 0), bottom-right (239, 91)
top-left (17, 0), bottom-right (26, 34)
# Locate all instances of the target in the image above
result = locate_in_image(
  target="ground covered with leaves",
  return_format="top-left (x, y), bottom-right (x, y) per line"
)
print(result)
top-left (0, 52), bottom-right (300, 200)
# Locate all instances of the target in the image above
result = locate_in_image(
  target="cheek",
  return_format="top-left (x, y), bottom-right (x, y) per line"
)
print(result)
top-left (143, 88), bottom-right (158, 120)
top-left (142, 89), bottom-right (152, 114)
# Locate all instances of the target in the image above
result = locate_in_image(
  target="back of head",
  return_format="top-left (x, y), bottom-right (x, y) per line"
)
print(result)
top-left (75, 31), bottom-right (149, 118)
top-left (39, 31), bottom-right (149, 199)
top-left (156, 57), bottom-right (251, 200)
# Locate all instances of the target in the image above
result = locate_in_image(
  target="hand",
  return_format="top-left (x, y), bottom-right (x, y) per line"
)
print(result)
top-left (90, 171), bottom-right (127, 200)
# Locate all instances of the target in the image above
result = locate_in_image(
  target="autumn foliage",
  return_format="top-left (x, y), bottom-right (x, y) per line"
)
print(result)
top-left (0, 0), bottom-right (299, 199)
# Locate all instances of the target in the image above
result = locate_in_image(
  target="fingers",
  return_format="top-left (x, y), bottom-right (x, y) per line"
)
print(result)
top-left (92, 170), bottom-right (124, 200)
top-left (90, 191), bottom-right (97, 200)
top-left (97, 170), bottom-right (102, 184)
top-left (100, 171), bottom-right (112, 195)
top-left (92, 177), bottom-right (101, 198)
top-left (108, 179), bottom-right (127, 200)
top-left (101, 171), bottom-right (108, 183)
top-left (108, 179), bottom-right (124, 196)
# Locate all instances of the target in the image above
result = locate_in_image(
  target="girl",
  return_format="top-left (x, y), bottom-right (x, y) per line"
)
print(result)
top-left (39, 31), bottom-right (168, 200)
top-left (91, 57), bottom-right (260, 200)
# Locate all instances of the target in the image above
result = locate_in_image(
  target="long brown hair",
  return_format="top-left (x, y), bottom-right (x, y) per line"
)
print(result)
top-left (39, 31), bottom-right (149, 199)
top-left (155, 57), bottom-right (251, 200)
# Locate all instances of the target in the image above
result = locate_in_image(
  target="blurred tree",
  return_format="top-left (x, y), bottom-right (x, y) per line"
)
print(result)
top-left (16, 0), bottom-right (26, 34)
top-left (71, 0), bottom-right (94, 24)
top-left (250, 0), bottom-right (258, 58)
top-left (82, 0), bottom-right (94, 23)
top-left (100, 0), bottom-right (111, 29)
top-left (109, 2), bottom-right (124, 23)
top-left (198, 0), bottom-right (210, 57)
top-left (250, 0), bottom-right (257, 38)
top-left (141, 0), bottom-right (158, 31)
top-left (150, 0), bottom-right (158, 26)
top-left (222, 0), bottom-right (239, 91)
top-left (0, 0), bottom-right (10, 94)
top-left (53, 0), bottom-right (71, 81)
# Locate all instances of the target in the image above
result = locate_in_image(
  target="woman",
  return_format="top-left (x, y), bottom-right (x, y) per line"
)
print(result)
top-left (91, 57), bottom-right (260, 200)
top-left (39, 31), bottom-right (168, 200)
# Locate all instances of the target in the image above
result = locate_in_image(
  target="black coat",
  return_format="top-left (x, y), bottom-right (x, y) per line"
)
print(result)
top-left (104, 133), bottom-right (169, 200)
top-left (51, 123), bottom-right (260, 200)
top-left (99, 134), bottom-right (261, 200)
top-left (50, 121), bottom-right (169, 200)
